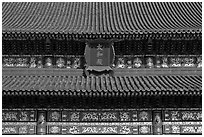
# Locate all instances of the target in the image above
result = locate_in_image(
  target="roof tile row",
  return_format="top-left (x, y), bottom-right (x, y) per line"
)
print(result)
top-left (2, 75), bottom-right (202, 96)
top-left (2, 2), bottom-right (202, 34)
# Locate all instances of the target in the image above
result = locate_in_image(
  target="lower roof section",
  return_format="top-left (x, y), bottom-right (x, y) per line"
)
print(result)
top-left (2, 68), bottom-right (202, 96)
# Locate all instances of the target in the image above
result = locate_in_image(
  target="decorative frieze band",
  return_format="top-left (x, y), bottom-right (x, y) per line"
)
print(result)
top-left (2, 121), bottom-right (201, 135)
top-left (163, 122), bottom-right (202, 134)
top-left (163, 111), bottom-right (202, 121)
top-left (2, 109), bottom-right (202, 134)
top-left (2, 110), bottom-right (37, 121)
top-left (2, 55), bottom-right (202, 69)
top-left (2, 122), bottom-right (36, 134)
top-left (60, 110), bottom-right (145, 122)
top-left (47, 122), bottom-right (152, 134)
top-left (47, 110), bottom-right (152, 122)
top-left (2, 109), bottom-right (201, 122)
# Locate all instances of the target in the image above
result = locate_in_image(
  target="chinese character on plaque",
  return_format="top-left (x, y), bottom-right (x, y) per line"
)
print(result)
top-left (84, 39), bottom-right (115, 73)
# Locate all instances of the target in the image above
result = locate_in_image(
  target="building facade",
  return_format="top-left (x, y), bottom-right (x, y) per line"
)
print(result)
top-left (2, 2), bottom-right (202, 135)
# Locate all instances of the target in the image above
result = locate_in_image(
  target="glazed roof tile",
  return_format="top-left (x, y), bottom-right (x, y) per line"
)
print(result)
top-left (2, 2), bottom-right (202, 34)
top-left (2, 75), bottom-right (202, 96)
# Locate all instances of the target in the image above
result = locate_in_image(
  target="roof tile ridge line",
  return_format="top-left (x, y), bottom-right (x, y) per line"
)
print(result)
top-left (127, 76), bottom-right (137, 91)
top-left (117, 2), bottom-right (129, 33)
top-left (145, 76), bottom-right (159, 91)
top-left (169, 3), bottom-right (189, 29)
top-left (7, 76), bottom-right (19, 91)
top-left (67, 3), bottom-right (81, 34)
top-left (37, 3), bottom-right (54, 32)
top-left (52, 3), bottom-right (65, 33)
top-left (176, 75), bottom-right (196, 90)
top-left (138, 2), bottom-right (152, 32)
top-left (97, 3), bottom-right (106, 34)
top-left (91, 2), bottom-right (97, 34)
top-left (149, 3), bottom-right (165, 32)
top-left (104, 2), bottom-right (117, 34)
top-left (54, 3), bottom-right (64, 33)
top-left (2, 3), bottom-right (16, 28)
top-left (60, 76), bottom-right (67, 91)
top-left (163, 75), bottom-right (180, 91)
top-left (109, 2), bottom-right (120, 34)
top-left (98, 2), bottom-right (102, 34)
top-left (169, 75), bottom-right (187, 91)
top-left (37, 3), bottom-right (51, 33)
top-left (167, 2), bottom-right (193, 30)
top-left (54, 76), bottom-right (60, 91)
top-left (65, 75), bottom-right (71, 91)
top-left (41, 3), bottom-right (55, 32)
top-left (105, 2), bottom-right (114, 34)
top-left (133, 3), bottom-right (144, 32)
top-left (126, 75), bottom-right (136, 92)
top-left (29, 3), bottom-right (44, 33)
top-left (185, 75), bottom-right (202, 88)
top-left (144, 3), bottom-right (161, 31)
top-left (77, 2), bottom-right (87, 34)
top-left (124, 2), bottom-right (137, 32)
top-left (126, 2), bottom-right (139, 33)
top-left (189, 3), bottom-right (202, 26)
top-left (158, 75), bottom-right (175, 90)
top-left (4, 4), bottom-right (24, 31)
top-left (77, 75), bottom-right (83, 91)
top-left (119, 2), bottom-right (133, 32)
top-left (2, 76), bottom-right (15, 91)
top-left (114, 76), bottom-right (122, 91)
top-left (17, 3), bottom-right (38, 32)
top-left (149, 75), bottom-right (166, 91)
top-left (190, 75), bottom-right (202, 85)
top-left (2, 3), bottom-right (18, 28)
top-left (16, 76), bottom-right (27, 91)
top-left (110, 76), bottom-right (117, 91)
top-left (154, 2), bottom-right (176, 31)
top-left (94, 2), bottom-right (99, 34)
top-left (70, 75), bottom-right (76, 91)
top-left (86, 2), bottom-right (94, 34)
top-left (2, 76), bottom-right (12, 89)
top-left (154, 75), bottom-right (169, 90)
top-left (95, 76), bottom-right (100, 91)
top-left (65, 2), bottom-right (77, 33)
top-left (2, 2), bottom-right (9, 14)
top-left (151, 3), bottom-right (173, 31)
top-left (100, 3), bottom-right (108, 34)
top-left (41, 76), bottom-right (50, 91)
top-left (162, 2), bottom-right (185, 30)
top-left (140, 76), bottom-right (153, 91)
top-left (132, 76), bottom-right (144, 91)
top-left (124, 76), bottom-right (134, 91)
top-left (137, 2), bottom-right (152, 32)
top-left (181, 2), bottom-right (202, 29)
top-left (95, 2), bottom-right (100, 34)
top-left (106, 75), bottom-right (112, 91)
top-left (61, 3), bottom-right (71, 33)
top-left (19, 75), bottom-right (29, 91)
top-left (75, 2), bottom-right (84, 34)
top-left (86, 75), bottom-right (91, 91)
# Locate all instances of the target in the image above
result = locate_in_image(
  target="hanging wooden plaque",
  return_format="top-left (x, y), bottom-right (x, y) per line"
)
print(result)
top-left (84, 39), bottom-right (115, 72)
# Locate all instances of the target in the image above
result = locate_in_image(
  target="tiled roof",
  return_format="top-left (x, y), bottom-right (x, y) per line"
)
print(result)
top-left (2, 2), bottom-right (202, 35)
top-left (2, 75), bottom-right (201, 96)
